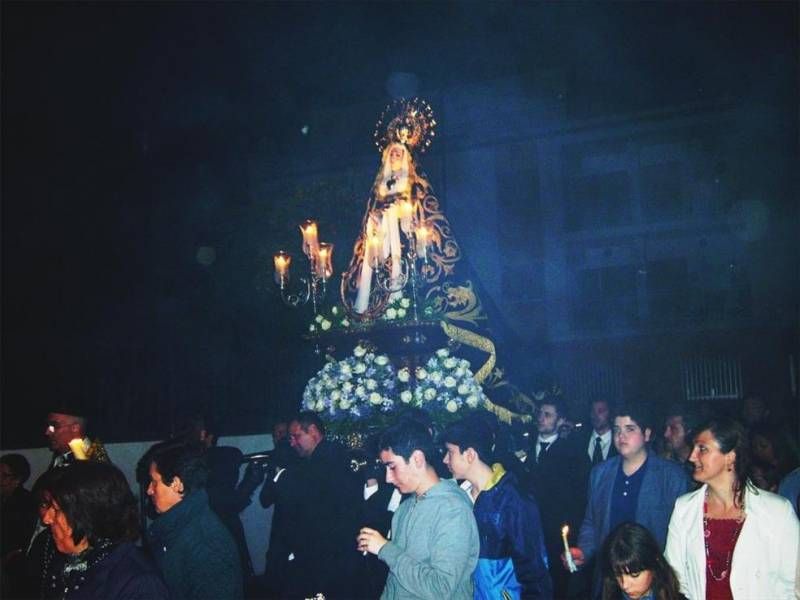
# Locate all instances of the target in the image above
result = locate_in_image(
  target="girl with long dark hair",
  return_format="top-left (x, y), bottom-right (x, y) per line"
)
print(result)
top-left (601, 522), bottom-right (684, 600)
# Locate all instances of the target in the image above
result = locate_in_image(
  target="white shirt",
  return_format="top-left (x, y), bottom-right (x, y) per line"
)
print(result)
top-left (586, 429), bottom-right (612, 461)
top-left (535, 434), bottom-right (558, 461)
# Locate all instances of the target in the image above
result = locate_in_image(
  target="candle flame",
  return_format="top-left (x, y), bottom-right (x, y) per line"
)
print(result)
top-left (561, 525), bottom-right (569, 536)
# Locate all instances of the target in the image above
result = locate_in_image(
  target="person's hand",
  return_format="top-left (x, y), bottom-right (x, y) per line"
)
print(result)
top-left (240, 461), bottom-right (267, 493)
top-left (561, 547), bottom-right (585, 570)
top-left (357, 527), bottom-right (387, 555)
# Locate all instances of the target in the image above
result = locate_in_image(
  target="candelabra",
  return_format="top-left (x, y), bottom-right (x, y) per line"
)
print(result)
top-left (273, 220), bottom-right (333, 316)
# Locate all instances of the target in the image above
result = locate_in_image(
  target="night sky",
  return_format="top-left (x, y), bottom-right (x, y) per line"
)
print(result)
top-left (2, 2), bottom-right (797, 448)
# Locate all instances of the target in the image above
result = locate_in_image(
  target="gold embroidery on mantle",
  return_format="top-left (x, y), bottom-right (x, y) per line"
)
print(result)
top-left (427, 281), bottom-right (486, 327)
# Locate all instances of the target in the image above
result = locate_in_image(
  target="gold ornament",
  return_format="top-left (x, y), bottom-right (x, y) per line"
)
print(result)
top-left (374, 98), bottom-right (437, 155)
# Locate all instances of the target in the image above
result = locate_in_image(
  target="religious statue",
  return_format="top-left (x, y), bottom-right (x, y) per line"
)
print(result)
top-left (341, 98), bottom-right (462, 319)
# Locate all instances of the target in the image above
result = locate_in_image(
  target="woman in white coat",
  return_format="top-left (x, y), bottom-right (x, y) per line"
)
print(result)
top-left (665, 417), bottom-right (798, 599)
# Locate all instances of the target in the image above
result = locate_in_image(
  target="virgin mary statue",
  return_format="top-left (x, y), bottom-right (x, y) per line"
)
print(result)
top-left (340, 98), bottom-right (462, 320)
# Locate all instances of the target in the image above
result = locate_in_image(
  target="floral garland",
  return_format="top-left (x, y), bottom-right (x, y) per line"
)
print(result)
top-left (307, 294), bottom-right (418, 335)
top-left (302, 344), bottom-right (396, 434)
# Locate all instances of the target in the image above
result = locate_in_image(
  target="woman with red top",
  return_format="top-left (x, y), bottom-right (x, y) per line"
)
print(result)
top-left (665, 417), bottom-right (798, 599)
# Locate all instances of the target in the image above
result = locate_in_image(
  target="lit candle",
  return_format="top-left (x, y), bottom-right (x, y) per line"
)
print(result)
top-left (299, 220), bottom-right (319, 258)
top-left (398, 199), bottom-right (414, 219)
top-left (398, 199), bottom-right (414, 234)
top-left (367, 234), bottom-right (382, 268)
top-left (316, 243), bottom-right (334, 280)
top-left (561, 525), bottom-right (578, 573)
top-left (274, 251), bottom-right (291, 286)
top-left (415, 224), bottom-right (430, 260)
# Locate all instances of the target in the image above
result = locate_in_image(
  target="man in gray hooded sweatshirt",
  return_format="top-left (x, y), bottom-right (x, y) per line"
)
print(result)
top-left (358, 419), bottom-right (479, 600)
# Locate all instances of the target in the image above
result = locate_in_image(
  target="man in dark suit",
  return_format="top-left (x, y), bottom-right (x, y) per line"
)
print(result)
top-left (575, 399), bottom-right (618, 469)
top-left (282, 412), bottom-right (362, 600)
top-left (527, 397), bottom-right (587, 599)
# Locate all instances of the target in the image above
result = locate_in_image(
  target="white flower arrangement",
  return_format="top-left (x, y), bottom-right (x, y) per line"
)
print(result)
top-left (301, 345), bottom-right (486, 434)
top-left (399, 348), bottom-right (488, 424)
top-left (307, 304), bottom-right (351, 334)
top-left (382, 294), bottom-right (413, 321)
top-left (302, 344), bottom-right (397, 434)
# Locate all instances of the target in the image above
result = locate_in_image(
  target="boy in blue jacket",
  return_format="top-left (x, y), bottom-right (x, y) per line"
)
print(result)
top-left (443, 417), bottom-right (553, 599)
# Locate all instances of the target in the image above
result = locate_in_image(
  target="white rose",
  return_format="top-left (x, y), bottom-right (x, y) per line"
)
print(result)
top-left (436, 348), bottom-right (450, 358)
top-left (354, 362), bottom-right (367, 374)
top-left (339, 398), bottom-right (351, 410)
top-left (366, 379), bottom-right (378, 390)
top-left (321, 319), bottom-right (332, 331)
top-left (396, 308), bottom-right (406, 318)
top-left (444, 376), bottom-right (457, 388)
top-left (374, 355), bottom-right (389, 366)
top-left (342, 382), bottom-right (353, 393)
top-left (315, 314), bottom-right (324, 323)
top-left (385, 307), bottom-right (397, 320)
top-left (355, 385), bottom-right (366, 398)
top-left (309, 324), bottom-right (317, 332)
top-left (398, 368), bottom-right (410, 383)
top-left (466, 394), bottom-right (480, 408)
top-left (369, 392), bottom-right (383, 405)
top-left (400, 298), bottom-right (411, 308)
top-left (330, 390), bottom-right (341, 401)
top-left (341, 319), bottom-right (350, 327)
top-left (445, 400), bottom-right (459, 413)
top-left (314, 399), bottom-right (326, 412)
top-left (424, 388), bottom-right (437, 401)
top-left (443, 357), bottom-right (458, 369)
top-left (459, 359), bottom-right (470, 369)
top-left (340, 364), bottom-right (352, 376)
top-left (454, 367), bottom-right (466, 378)
top-left (457, 384), bottom-right (470, 396)
top-left (400, 390), bottom-right (413, 403)
top-left (353, 346), bottom-right (367, 357)
top-left (415, 367), bottom-right (428, 380)
top-left (331, 306), bottom-right (339, 315)
top-left (430, 371), bottom-right (442, 384)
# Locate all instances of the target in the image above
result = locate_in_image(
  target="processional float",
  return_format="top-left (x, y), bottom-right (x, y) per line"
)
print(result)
top-left (272, 98), bottom-right (550, 440)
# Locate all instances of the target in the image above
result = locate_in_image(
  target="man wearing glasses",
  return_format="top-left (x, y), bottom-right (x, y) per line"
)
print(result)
top-left (45, 409), bottom-right (109, 468)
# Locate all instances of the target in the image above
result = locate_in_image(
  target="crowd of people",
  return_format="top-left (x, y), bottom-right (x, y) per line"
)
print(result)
top-left (0, 395), bottom-right (798, 600)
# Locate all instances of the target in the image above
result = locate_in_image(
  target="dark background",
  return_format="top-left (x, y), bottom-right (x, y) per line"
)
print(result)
top-left (2, 2), bottom-right (798, 448)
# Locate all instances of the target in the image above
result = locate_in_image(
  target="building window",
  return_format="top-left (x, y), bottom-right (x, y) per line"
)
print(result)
top-left (682, 357), bottom-right (742, 401)
top-left (645, 258), bottom-right (689, 325)
top-left (573, 265), bottom-right (638, 331)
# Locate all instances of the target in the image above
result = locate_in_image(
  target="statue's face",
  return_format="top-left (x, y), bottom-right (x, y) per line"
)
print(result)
top-left (388, 144), bottom-right (406, 171)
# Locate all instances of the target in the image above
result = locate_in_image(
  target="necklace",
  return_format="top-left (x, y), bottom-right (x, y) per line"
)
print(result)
top-left (703, 491), bottom-right (745, 581)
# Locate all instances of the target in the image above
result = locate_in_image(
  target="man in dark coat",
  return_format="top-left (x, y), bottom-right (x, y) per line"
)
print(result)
top-left (173, 413), bottom-right (259, 579)
top-left (573, 399), bottom-right (618, 469)
top-left (257, 419), bottom-right (300, 598)
top-left (525, 398), bottom-right (588, 599)
top-left (145, 441), bottom-right (243, 600)
top-left (280, 412), bottom-right (362, 600)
